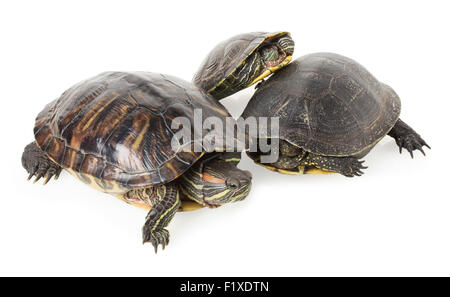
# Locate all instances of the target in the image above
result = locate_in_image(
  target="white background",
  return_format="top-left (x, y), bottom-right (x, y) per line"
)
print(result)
top-left (1, 0), bottom-right (449, 276)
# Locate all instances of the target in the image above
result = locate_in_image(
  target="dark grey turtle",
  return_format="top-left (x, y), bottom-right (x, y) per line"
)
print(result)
top-left (241, 53), bottom-right (430, 177)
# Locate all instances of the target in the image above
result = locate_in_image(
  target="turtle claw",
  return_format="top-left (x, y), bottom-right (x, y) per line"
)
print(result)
top-left (341, 159), bottom-right (367, 177)
top-left (22, 142), bottom-right (62, 185)
top-left (27, 171), bottom-right (35, 181)
top-left (43, 172), bottom-right (55, 185)
top-left (30, 164), bottom-right (61, 185)
top-left (395, 133), bottom-right (430, 159)
top-left (34, 172), bottom-right (44, 183)
top-left (143, 228), bottom-right (170, 253)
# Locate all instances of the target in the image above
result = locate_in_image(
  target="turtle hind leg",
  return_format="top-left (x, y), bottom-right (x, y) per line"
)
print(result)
top-left (22, 141), bottom-right (62, 184)
top-left (388, 118), bottom-right (430, 158)
top-left (301, 153), bottom-right (367, 177)
top-left (141, 182), bottom-right (180, 253)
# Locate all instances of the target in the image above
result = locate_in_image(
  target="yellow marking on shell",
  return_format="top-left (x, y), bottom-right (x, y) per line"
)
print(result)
top-left (179, 200), bottom-right (204, 212)
top-left (249, 56), bottom-right (293, 86)
top-left (254, 160), bottom-right (334, 175)
top-left (249, 70), bottom-right (271, 86)
top-left (224, 158), bottom-right (241, 162)
top-left (202, 103), bottom-right (230, 116)
top-left (259, 163), bottom-right (282, 173)
top-left (66, 168), bottom-right (128, 196)
top-left (132, 116), bottom-right (150, 150)
top-left (277, 168), bottom-right (302, 175)
top-left (65, 151), bottom-right (77, 169)
top-left (165, 162), bottom-right (177, 176)
top-left (303, 167), bottom-right (335, 175)
top-left (266, 31), bottom-right (290, 39)
top-left (81, 94), bottom-right (119, 132)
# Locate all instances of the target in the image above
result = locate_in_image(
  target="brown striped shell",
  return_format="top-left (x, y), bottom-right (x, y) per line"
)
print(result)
top-left (34, 72), bottom-right (233, 194)
top-left (193, 31), bottom-right (290, 97)
top-left (241, 53), bottom-right (402, 157)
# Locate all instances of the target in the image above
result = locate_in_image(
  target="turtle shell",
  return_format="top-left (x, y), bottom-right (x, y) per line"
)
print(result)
top-left (193, 31), bottom-right (291, 99)
top-left (34, 72), bottom-right (234, 194)
top-left (241, 53), bottom-right (401, 157)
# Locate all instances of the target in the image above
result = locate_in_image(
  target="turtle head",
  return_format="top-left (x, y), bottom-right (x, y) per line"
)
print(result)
top-left (248, 33), bottom-right (295, 86)
top-left (180, 153), bottom-right (252, 208)
top-left (260, 34), bottom-right (295, 66)
top-left (201, 153), bottom-right (252, 207)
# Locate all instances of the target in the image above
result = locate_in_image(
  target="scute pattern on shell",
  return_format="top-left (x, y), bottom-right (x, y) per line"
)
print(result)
top-left (193, 32), bottom-right (288, 94)
top-left (34, 72), bottom-right (232, 193)
top-left (241, 53), bottom-right (401, 157)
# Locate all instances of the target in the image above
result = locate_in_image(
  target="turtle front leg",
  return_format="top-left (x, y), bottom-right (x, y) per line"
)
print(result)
top-left (388, 118), bottom-right (430, 158)
top-left (300, 153), bottom-right (367, 177)
top-left (142, 183), bottom-right (180, 253)
top-left (22, 141), bottom-right (62, 184)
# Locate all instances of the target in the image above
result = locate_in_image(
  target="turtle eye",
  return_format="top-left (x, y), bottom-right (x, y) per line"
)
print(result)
top-left (226, 178), bottom-right (240, 190)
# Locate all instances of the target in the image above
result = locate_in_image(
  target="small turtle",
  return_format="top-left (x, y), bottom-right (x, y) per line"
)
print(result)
top-left (193, 31), bottom-right (294, 100)
top-left (22, 72), bottom-right (252, 252)
top-left (241, 53), bottom-right (430, 177)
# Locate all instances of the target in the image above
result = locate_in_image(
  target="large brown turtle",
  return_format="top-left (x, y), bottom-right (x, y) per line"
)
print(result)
top-left (241, 53), bottom-right (430, 176)
top-left (22, 71), bottom-right (252, 252)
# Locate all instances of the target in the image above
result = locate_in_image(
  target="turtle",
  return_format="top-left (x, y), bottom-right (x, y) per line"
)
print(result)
top-left (193, 31), bottom-right (294, 100)
top-left (241, 53), bottom-right (430, 177)
top-left (22, 71), bottom-right (252, 252)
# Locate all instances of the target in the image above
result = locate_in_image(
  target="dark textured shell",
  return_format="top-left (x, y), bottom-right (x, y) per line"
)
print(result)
top-left (34, 72), bottom-right (233, 194)
top-left (241, 53), bottom-right (401, 157)
top-left (193, 31), bottom-right (289, 95)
